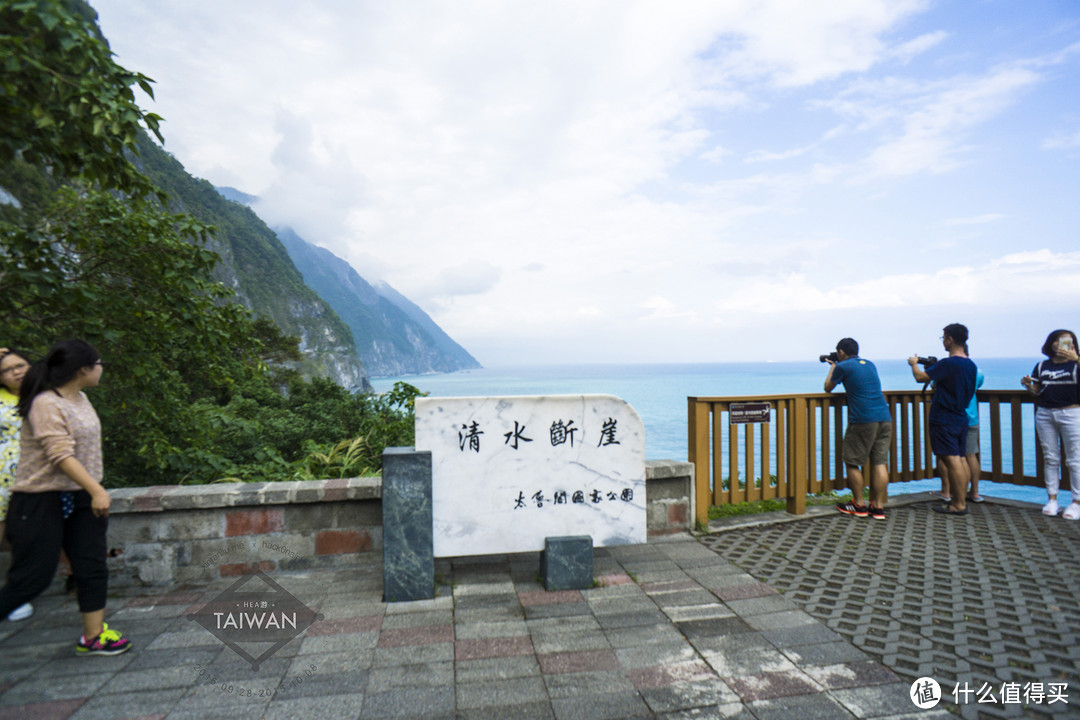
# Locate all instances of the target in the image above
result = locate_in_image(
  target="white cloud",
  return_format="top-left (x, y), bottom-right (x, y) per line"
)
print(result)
top-left (1043, 128), bottom-right (1080, 149)
top-left (940, 213), bottom-right (1006, 227)
top-left (711, 250), bottom-right (1080, 315)
top-left (88, 1), bottom-right (1080, 364)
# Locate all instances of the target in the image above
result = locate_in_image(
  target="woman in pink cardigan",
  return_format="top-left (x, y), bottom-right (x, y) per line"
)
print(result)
top-left (0, 339), bottom-right (130, 655)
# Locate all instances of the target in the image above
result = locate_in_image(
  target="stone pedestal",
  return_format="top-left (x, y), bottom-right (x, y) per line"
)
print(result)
top-left (540, 535), bottom-right (593, 591)
top-left (382, 448), bottom-right (434, 602)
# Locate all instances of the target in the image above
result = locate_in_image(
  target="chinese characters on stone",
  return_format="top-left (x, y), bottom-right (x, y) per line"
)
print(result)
top-left (457, 417), bottom-right (621, 453)
top-left (514, 487), bottom-right (634, 510)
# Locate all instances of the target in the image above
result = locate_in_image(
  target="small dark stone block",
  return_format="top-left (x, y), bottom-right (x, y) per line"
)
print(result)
top-left (541, 535), bottom-right (593, 591)
top-left (382, 447), bottom-right (434, 602)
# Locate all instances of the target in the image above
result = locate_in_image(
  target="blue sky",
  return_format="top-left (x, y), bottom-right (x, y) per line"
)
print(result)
top-left (92, 1), bottom-right (1080, 365)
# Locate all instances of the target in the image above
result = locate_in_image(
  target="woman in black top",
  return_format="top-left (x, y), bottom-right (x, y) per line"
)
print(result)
top-left (1022, 329), bottom-right (1080, 518)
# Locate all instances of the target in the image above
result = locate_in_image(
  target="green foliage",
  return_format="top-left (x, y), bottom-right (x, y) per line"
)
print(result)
top-left (0, 0), bottom-right (402, 487)
top-left (0, 185), bottom-right (421, 486)
top-left (707, 492), bottom-right (841, 519)
top-left (0, 0), bottom-right (161, 196)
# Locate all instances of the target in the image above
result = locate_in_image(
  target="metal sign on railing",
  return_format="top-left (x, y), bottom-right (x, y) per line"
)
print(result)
top-left (729, 401), bottom-right (771, 424)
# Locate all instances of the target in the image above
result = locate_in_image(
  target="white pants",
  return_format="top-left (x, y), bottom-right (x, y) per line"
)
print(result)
top-left (1035, 406), bottom-right (1080, 498)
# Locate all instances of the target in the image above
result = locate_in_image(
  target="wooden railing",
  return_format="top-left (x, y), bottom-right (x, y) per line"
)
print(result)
top-left (687, 389), bottom-right (1042, 527)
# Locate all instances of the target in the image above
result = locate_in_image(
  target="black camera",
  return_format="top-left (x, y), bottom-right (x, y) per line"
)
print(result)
top-left (917, 356), bottom-right (938, 367)
top-left (819, 352), bottom-right (839, 363)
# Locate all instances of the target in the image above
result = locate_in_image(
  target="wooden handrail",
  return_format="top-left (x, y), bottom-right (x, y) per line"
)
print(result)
top-left (688, 389), bottom-right (1042, 527)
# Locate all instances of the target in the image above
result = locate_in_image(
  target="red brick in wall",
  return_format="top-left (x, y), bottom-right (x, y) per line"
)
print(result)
top-left (219, 561), bottom-right (276, 577)
top-left (225, 508), bottom-right (284, 537)
top-left (315, 530), bottom-right (372, 555)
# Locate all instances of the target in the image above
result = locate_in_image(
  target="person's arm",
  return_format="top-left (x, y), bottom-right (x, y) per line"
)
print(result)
top-left (909, 356), bottom-right (930, 384)
top-left (57, 457), bottom-right (111, 517)
top-left (824, 361), bottom-right (839, 392)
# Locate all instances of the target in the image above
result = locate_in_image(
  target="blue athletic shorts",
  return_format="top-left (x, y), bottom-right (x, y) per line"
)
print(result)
top-left (930, 422), bottom-right (967, 457)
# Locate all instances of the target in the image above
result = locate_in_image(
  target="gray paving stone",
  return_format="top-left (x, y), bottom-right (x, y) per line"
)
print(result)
top-left (98, 665), bottom-right (201, 694)
top-left (367, 661), bottom-right (453, 692)
top-left (360, 685), bottom-right (455, 719)
top-left (550, 691), bottom-right (653, 720)
top-left (455, 655), bottom-right (541, 683)
top-left (746, 691), bottom-right (857, 719)
top-left (779, 640), bottom-right (871, 667)
top-left (761, 623), bottom-right (843, 647)
top-left (529, 626), bottom-right (611, 654)
top-left (745, 609), bottom-right (820, 631)
top-left (456, 675), bottom-right (549, 709)
top-left (523, 601), bottom-right (592, 620)
top-left (831, 682), bottom-right (918, 718)
top-left (290, 649), bottom-right (374, 674)
top-left (658, 703), bottom-right (756, 719)
top-left (700, 645), bottom-right (797, 678)
top-left (587, 596), bottom-right (661, 615)
top-left (380, 609), bottom-right (453, 629)
top-left (453, 619), bottom-right (529, 640)
top-left (604, 623), bottom-right (687, 648)
top-left (652, 589), bottom-right (725, 608)
top-left (298, 630), bottom-right (379, 655)
top-left (723, 594), bottom-right (800, 616)
top-left (543, 669), bottom-right (636, 699)
top-left (614, 643), bottom-right (701, 670)
top-left (0, 671), bottom-right (111, 706)
top-left (271, 670), bottom-right (367, 699)
top-left (382, 596), bottom-right (453, 614)
top-left (639, 678), bottom-right (739, 714)
top-left (595, 609), bottom-right (672, 629)
top-left (67, 687), bottom-right (189, 720)
top-left (662, 603), bottom-right (735, 623)
top-left (456, 701), bottom-right (556, 720)
top-left (372, 642), bottom-right (455, 667)
top-left (262, 692), bottom-right (366, 720)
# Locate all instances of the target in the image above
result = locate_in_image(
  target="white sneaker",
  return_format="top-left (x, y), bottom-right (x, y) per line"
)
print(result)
top-left (6, 603), bottom-right (32, 621)
top-left (1064, 502), bottom-right (1080, 520)
top-left (1043, 498), bottom-right (1060, 516)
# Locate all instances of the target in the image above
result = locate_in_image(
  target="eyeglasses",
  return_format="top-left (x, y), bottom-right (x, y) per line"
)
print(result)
top-left (94, 360), bottom-right (105, 366)
top-left (0, 361), bottom-right (28, 376)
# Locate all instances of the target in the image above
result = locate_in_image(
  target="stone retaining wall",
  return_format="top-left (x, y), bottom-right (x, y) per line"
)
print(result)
top-left (3, 460), bottom-right (693, 588)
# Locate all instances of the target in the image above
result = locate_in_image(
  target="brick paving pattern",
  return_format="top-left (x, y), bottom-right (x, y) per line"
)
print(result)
top-left (0, 535), bottom-right (934, 719)
top-left (702, 499), bottom-right (1080, 720)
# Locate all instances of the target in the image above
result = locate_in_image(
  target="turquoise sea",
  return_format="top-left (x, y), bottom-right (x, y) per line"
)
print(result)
top-left (372, 358), bottom-right (1055, 506)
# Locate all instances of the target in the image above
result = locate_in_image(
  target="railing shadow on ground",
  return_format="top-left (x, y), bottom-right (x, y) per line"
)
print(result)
top-left (688, 389), bottom-right (1058, 527)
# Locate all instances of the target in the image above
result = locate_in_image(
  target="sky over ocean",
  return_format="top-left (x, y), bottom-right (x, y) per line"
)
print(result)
top-left (92, 1), bottom-right (1080, 367)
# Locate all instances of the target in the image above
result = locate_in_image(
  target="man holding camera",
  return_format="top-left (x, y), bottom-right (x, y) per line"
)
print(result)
top-left (824, 338), bottom-right (893, 520)
top-left (909, 323), bottom-right (978, 515)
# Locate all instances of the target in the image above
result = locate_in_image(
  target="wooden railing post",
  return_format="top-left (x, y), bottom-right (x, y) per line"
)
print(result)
top-left (688, 398), bottom-right (711, 529)
top-left (787, 396), bottom-right (808, 515)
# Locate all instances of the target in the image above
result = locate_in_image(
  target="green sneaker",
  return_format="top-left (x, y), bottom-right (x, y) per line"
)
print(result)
top-left (76, 623), bottom-right (132, 656)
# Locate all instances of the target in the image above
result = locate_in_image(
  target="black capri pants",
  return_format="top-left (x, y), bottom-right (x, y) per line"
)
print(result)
top-left (0, 490), bottom-right (109, 619)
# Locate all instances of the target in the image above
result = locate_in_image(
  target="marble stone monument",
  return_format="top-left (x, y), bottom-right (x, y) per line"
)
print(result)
top-left (414, 394), bottom-right (646, 558)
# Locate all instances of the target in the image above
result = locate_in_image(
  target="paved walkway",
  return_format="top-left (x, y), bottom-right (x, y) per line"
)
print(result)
top-left (5, 495), bottom-right (1071, 719)
top-left (705, 495), bottom-right (1080, 720)
top-left (0, 527), bottom-right (938, 720)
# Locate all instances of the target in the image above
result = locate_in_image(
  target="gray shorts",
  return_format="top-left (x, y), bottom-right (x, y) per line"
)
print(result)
top-left (843, 421), bottom-right (892, 467)
top-left (966, 425), bottom-right (980, 456)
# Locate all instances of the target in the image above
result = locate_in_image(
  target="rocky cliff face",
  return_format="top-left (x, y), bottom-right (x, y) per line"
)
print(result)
top-left (130, 139), bottom-right (371, 391)
top-left (271, 225), bottom-right (482, 378)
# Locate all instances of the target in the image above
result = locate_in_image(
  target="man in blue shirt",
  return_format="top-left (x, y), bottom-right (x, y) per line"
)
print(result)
top-left (910, 323), bottom-right (978, 515)
top-left (825, 338), bottom-right (893, 520)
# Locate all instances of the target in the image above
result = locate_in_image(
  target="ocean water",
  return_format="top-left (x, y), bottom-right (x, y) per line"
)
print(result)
top-left (372, 358), bottom-right (1058, 506)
